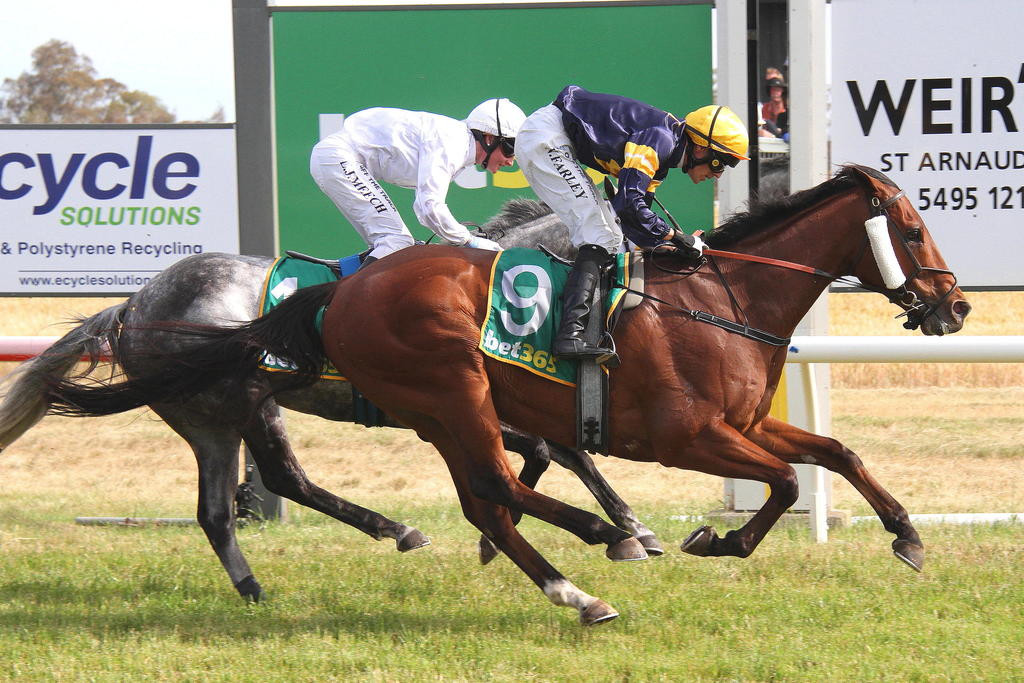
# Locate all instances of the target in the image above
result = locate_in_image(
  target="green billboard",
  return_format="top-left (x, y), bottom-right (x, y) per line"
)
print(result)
top-left (272, 2), bottom-right (712, 256)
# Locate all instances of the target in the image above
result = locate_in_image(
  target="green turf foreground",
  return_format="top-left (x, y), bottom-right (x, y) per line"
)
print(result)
top-left (1, 505), bottom-right (1022, 681)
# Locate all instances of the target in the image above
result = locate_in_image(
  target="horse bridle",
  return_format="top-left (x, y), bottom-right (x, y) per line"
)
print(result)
top-left (860, 190), bottom-right (959, 330)
top-left (642, 185), bottom-right (958, 339)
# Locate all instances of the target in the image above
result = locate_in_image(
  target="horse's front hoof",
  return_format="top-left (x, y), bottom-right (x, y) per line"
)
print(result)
top-left (478, 535), bottom-right (501, 565)
top-left (580, 599), bottom-right (619, 626)
top-left (396, 529), bottom-right (431, 553)
top-left (892, 539), bottom-right (925, 572)
top-left (636, 534), bottom-right (665, 557)
top-left (680, 526), bottom-right (716, 557)
top-left (606, 537), bottom-right (648, 561)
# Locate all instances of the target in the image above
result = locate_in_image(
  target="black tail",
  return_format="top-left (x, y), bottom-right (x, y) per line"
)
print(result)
top-left (45, 282), bottom-right (337, 417)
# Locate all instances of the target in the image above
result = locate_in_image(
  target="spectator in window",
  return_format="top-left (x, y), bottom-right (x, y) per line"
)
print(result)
top-left (760, 76), bottom-right (787, 138)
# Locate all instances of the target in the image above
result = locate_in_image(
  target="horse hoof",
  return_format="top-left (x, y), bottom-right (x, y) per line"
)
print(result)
top-left (892, 540), bottom-right (925, 572)
top-left (235, 574), bottom-right (263, 602)
top-left (606, 537), bottom-right (648, 561)
top-left (396, 529), bottom-right (431, 553)
top-left (680, 525), bottom-right (716, 557)
top-left (636, 534), bottom-right (665, 557)
top-left (580, 599), bottom-right (619, 626)
top-left (478, 536), bottom-right (501, 565)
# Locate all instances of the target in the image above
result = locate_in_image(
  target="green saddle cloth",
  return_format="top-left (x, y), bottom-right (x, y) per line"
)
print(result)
top-left (257, 257), bottom-right (343, 379)
top-left (478, 248), bottom-right (631, 387)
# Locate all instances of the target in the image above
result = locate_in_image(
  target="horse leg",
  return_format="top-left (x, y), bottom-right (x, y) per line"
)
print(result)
top-left (477, 425), bottom-right (554, 564)
top-left (666, 423), bottom-right (799, 559)
top-left (546, 441), bottom-right (664, 556)
top-left (408, 415), bottom-right (619, 625)
top-left (456, 473), bottom-right (619, 625)
top-left (153, 409), bottom-right (263, 601)
top-left (481, 426), bottom-right (663, 563)
top-left (748, 416), bottom-right (924, 571)
top-left (388, 402), bottom-right (646, 563)
top-left (239, 399), bottom-right (429, 552)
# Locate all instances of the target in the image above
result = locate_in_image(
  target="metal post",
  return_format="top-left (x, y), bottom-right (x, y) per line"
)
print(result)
top-left (232, 0), bottom-right (277, 257)
top-left (233, 0), bottom-right (284, 519)
top-left (746, 0), bottom-right (760, 193)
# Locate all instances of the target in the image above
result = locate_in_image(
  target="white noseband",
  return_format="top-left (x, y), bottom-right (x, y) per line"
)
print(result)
top-left (864, 215), bottom-right (906, 289)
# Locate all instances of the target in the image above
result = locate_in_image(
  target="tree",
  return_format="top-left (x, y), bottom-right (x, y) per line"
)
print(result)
top-left (0, 40), bottom-right (176, 124)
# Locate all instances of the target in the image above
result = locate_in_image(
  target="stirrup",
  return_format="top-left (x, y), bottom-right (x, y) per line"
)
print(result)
top-left (595, 332), bottom-right (620, 368)
top-left (553, 334), bottom-right (619, 368)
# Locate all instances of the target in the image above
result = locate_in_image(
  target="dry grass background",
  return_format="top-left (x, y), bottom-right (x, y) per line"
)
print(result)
top-left (830, 290), bottom-right (1024, 387)
top-left (0, 291), bottom-right (1021, 522)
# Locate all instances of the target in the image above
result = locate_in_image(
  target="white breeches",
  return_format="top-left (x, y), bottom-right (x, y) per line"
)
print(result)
top-left (515, 104), bottom-right (623, 252)
top-left (310, 140), bottom-right (414, 260)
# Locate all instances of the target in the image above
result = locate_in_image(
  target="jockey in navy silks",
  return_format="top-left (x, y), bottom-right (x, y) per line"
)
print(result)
top-left (516, 85), bottom-right (750, 365)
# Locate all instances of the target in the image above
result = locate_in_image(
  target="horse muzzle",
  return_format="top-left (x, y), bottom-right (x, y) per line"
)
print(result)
top-left (914, 297), bottom-right (971, 336)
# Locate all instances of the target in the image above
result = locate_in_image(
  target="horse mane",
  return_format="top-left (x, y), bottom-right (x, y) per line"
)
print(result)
top-left (706, 164), bottom-right (898, 249)
top-left (483, 197), bottom-right (557, 229)
top-left (481, 197), bottom-right (576, 259)
top-left (479, 164), bottom-right (900, 254)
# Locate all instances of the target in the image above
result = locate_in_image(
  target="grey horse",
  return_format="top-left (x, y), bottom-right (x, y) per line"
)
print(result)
top-left (0, 198), bottom-right (662, 602)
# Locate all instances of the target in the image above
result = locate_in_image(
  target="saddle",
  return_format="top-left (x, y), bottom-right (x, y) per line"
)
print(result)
top-left (285, 249), bottom-right (370, 277)
top-left (263, 250), bottom-right (385, 428)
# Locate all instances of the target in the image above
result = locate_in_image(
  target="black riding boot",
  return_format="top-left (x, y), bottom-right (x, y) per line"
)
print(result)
top-left (552, 244), bottom-right (618, 365)
top-left (357, 254), bottom-right (378, 271)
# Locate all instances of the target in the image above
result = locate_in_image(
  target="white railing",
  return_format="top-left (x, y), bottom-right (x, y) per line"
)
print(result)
top-left (5, 335), bottom-right (1021, 539)
top-left (786, 335), bottom-right (1024, 363)
top-left (7, 335), bottom-right (1022, 363)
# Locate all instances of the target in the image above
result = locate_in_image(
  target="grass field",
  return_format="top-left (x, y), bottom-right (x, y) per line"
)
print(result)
top-left (1, 292), bottom-right (1022, 680)
top-left (2, 511), bottom-right (1021, 681)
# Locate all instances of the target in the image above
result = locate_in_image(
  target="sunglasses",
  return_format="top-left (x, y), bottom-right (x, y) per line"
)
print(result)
top-left (499, 137), bottom-right (516, 157)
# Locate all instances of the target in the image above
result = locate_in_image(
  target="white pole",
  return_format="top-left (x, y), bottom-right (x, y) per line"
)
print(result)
top-left (714, 0), bottom-right (750, 221)
top-left (7, 335), bottom-right (1023, 364)
top-left (790, 0), bottom-right (831, 542)
top-left (787, 336), bottom-right (1024, 362)
top-left (714, 1), bottom-right (750, 515)
top-left (801, 363), bottom-right (829, 543)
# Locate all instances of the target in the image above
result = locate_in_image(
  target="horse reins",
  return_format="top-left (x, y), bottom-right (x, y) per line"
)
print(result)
top-left (633, 186), bottom-right (955, 345)
top-left (702, 190), bottom-right (909, 291)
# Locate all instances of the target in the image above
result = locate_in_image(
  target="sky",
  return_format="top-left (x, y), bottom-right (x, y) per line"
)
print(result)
top-left (0, 0), bottom-right (721, 124)
top-left (0, 0), bottom-right (235, 122)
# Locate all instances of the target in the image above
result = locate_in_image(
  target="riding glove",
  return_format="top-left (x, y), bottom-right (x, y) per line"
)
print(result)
top-left (464, 235), bottom-right (503, 251)
top-left (670, 231), bottom-right (706, 259)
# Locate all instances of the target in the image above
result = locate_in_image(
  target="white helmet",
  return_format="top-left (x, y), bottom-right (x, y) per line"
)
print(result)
top-left (464, 98), bottom-right (526, 139)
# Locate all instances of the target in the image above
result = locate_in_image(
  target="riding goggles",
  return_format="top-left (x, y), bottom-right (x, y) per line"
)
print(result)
top-left (682, 144), bottom-right (739, 174)
top-left (498, 137), bottom-right (516, 157)
top-left (705, 149), bottom-right (740, 172)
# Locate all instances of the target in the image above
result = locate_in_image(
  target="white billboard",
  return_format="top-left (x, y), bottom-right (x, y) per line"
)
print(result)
top-left (831, 0), bottom-right (1023, 289)
top-left (0, 126), bottom-right (239, 294)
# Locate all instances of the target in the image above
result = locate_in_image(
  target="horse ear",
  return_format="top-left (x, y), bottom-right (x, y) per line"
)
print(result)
top-left (603, 176), bottom-right (617, 201)
top-left (847, 163), bottom-right (900, 194)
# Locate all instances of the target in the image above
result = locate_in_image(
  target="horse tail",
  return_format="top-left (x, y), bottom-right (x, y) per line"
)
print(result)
top-left (0, 302), bottom-right (126, 452)
top-left (44, 282), bottom-right (338, 418)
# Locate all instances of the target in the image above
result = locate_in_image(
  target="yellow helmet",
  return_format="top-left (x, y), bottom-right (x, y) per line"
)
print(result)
top-left (683, 105), bottom-right (750, 162)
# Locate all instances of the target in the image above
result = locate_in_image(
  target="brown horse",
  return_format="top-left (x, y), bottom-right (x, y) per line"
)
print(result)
top-left (45, 165), bottom-right (970, 625)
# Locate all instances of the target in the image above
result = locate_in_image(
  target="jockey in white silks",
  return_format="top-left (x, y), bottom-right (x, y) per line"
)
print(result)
top-left (310, 98), bottom-right (527, 267)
